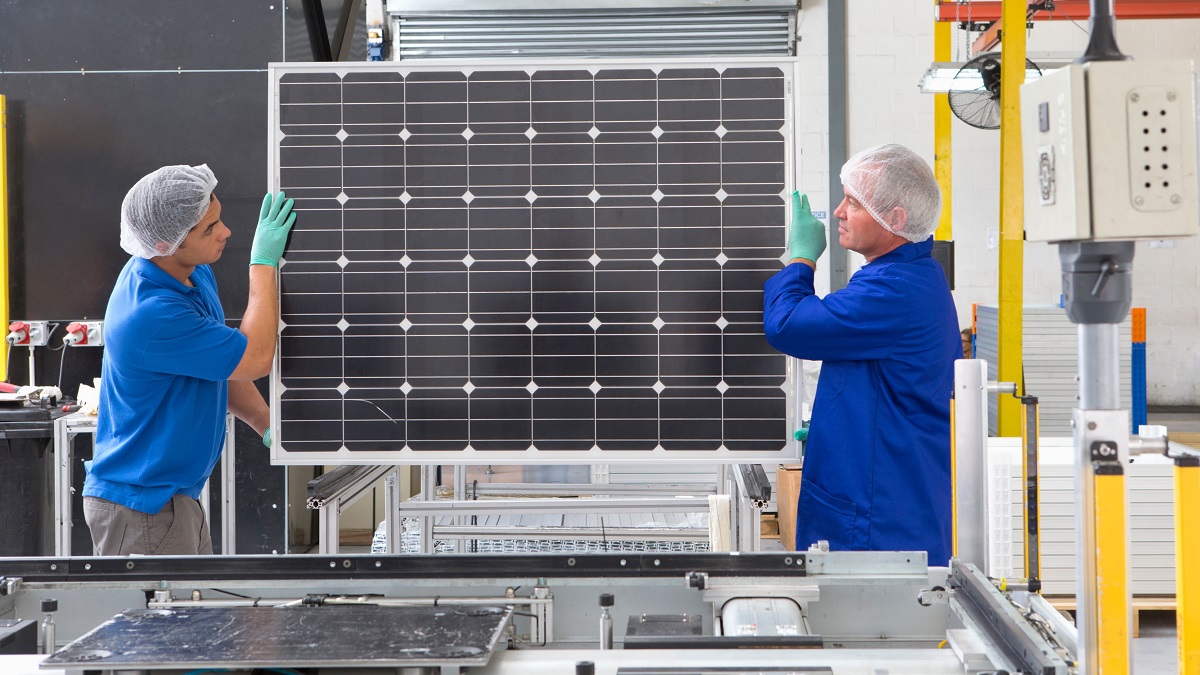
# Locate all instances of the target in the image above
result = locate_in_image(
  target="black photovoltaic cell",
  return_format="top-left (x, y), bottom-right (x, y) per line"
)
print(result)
top-left (272, 63), bottom-right (790, 461)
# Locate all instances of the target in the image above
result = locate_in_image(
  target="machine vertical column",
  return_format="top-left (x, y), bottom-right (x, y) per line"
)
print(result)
top-left (952, 359), bottom-right (988, 569)
top-left (1061, 241), bottom-right (1135, 675)
top-left (1079, 325), bottom-right (1121, 411)
top-left (0, 95), bottom-right (8, 383)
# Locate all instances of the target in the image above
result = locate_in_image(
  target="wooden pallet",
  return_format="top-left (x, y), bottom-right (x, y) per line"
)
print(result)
top-left (1172, 432), bottom-right (1200, 449)
top-left (1045, 595), bottom-right (1175, 638)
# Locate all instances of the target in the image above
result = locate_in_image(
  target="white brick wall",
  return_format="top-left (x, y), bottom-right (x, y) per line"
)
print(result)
top-left (805, 4), bottom-right (1200, 405)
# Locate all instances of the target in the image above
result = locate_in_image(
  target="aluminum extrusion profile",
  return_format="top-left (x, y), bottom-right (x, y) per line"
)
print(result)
top-left (949, 561), bottom-right (1069, 675)
top-left (0, 553), bottom-right (808, 584)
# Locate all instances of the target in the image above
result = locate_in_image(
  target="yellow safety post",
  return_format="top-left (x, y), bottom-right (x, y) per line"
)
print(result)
top-left (1176, 454), bottom-right (1200, 674)
top-left (996, 0), bottom-right (1026, 436)
top-left (0, 94), bottom-right (8, 383)
top-left (1092, 460), bottom-right (1130, 672)
top-left (949, 392), bottom-right (957, 557)
top-left (933, 13), bottom-right (952, 241)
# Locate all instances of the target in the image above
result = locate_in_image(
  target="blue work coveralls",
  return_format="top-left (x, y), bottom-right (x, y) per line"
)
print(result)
top-left (762, 238), bottom-right (960, 566)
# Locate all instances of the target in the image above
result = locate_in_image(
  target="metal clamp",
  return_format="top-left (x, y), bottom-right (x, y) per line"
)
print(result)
top-left (1129, 435), bottom-right (1170, 456)
top-left (0, 577), bottom-right (21, 595)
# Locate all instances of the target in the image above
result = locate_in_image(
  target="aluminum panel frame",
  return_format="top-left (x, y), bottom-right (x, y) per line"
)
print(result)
top-left (267, 57), bottom-right (800, 466)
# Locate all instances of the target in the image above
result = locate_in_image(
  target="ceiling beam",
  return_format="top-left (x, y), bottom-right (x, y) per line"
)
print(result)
top-left (937, 0), bottom-right (1200, 22)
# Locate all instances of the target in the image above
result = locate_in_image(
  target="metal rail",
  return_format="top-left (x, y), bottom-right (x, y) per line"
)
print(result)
top-left (950, 561), bottom-right (1068, 675)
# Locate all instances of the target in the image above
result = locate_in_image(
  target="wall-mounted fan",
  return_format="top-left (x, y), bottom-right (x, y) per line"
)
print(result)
top-left (948, 51), bottom-right (1042, 130)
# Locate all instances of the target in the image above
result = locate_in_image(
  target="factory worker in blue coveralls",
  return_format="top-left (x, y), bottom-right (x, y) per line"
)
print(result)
top-left (763, 144), bottom-right (960, 566)
top-left (82, 165), bottom-right (296, 555)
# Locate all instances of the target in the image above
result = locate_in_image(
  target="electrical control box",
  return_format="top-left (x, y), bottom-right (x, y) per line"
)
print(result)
top-left (1021, 60), bottom-right (1199, 242)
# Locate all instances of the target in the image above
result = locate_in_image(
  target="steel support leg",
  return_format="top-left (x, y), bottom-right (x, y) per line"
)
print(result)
top-left (318, 498), bottom-right (340, 555)
top-left (384, 469), bottom-right (403, 554)
top-left (420, 465), bottom-right (437, 554)
top-left (52, 416), bottom-right (72, 556)
top-left (221, 413), bottom-right (237, 554)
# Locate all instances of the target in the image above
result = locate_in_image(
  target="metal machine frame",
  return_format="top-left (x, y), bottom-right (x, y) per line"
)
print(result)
top-left (51, 414), bottom-right (238, 556)
top-left (0, 551), bottom-right (1080, 674)
top-left (308, 462), bottom-right (770, 554)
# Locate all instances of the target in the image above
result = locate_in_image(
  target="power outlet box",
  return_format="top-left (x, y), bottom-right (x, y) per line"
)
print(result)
top-left (7, 320), bottom-right (50, 347)
top-left (1021, 60), bottom-right (1199, 242)
top-left (65, 321), bottom-right (104, 347)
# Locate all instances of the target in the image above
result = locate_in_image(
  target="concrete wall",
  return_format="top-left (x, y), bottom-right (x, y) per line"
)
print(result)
top-left (798, 1), bottom-right (1200, 405)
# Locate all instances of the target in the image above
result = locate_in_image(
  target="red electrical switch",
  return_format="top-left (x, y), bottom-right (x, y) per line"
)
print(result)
top-left (7, 321), bottom-right (30, 346)
top-left (64, 322), bottom-right (87, 346)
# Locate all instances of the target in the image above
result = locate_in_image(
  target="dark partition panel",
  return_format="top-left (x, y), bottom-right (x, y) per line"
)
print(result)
top-left (0, 0), bottom-right (298, 553)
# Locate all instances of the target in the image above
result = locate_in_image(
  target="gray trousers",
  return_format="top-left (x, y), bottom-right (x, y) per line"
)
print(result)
top-left (84, 494), bottom-right (213, 556)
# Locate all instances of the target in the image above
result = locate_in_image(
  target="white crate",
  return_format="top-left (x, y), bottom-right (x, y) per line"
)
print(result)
top-left (984, 437), bottom-right (1177, 595)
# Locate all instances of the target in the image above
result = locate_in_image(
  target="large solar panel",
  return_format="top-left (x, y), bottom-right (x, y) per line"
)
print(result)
top-left (269, 59), bottom-right (798, 464)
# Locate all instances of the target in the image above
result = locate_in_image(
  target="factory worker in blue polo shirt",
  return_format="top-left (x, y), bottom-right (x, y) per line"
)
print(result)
top-left (763, 144), bottom-right (960, 566)
top-left (83, 164), bottom-right (295, 555)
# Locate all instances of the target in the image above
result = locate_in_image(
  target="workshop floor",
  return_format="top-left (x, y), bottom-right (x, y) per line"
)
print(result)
top-left (1135, 611), bottom-right (1178, 674)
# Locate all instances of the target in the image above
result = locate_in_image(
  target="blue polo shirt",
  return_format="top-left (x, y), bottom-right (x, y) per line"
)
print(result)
top-left (84, 257), bottom-right (247, 514)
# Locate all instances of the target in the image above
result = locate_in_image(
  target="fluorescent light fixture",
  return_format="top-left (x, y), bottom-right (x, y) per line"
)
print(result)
top-left (919, 61), bottom-right (1053, 93)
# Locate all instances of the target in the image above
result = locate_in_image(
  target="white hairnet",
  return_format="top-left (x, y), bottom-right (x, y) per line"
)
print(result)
top-left (839, 144), bottom-right (942, 243)
top-left (119, 164), bottom-right (218, 258)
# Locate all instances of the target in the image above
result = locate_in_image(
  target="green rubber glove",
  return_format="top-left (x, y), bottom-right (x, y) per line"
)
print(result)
top-left (250, 192), bottom-right (296, 267)
top-left (262, 426), bottom-right (272, 448)
top-left (788, 191), bottom-right (826, 263)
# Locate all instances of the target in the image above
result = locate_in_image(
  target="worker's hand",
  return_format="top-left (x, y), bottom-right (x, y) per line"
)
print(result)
top-left (787, 192), bottom-right (826, 264)
top-left (249, 192), bottom-right (296, 267)
top-left (262, 426), bottom-right (272, 448)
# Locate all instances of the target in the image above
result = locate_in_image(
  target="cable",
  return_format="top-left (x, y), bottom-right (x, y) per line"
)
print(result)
top-left (44, 322), bottom-right (63, 350)
top-left (510, 609), bottom-right (545, 647)
top-left (209, 588), bottom-right (252, 599)
top-left (1052, 2), bottom-right (1090, 34)
top-left (57, 340), bottom-right (69, 392)
top-left (346, 398), bottom-right (401, 424)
